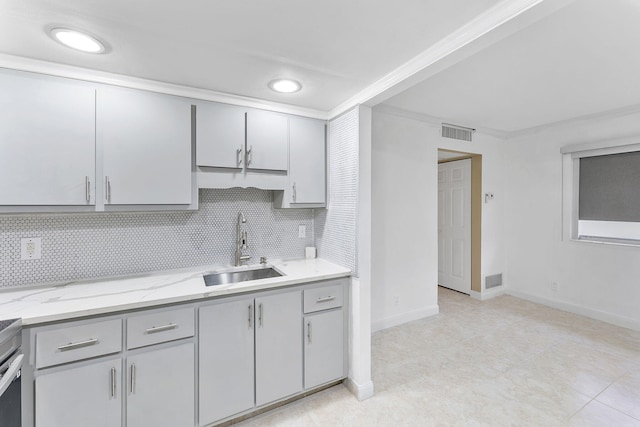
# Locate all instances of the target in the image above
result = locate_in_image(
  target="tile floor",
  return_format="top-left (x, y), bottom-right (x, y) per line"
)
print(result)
top-left (236, 287), bottom-right (640, 426)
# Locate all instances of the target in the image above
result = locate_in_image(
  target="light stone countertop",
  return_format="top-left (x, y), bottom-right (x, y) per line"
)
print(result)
top-left (0, 258), bottom-right (351, 326)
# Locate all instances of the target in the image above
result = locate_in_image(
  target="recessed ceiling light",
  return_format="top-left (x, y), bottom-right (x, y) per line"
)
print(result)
top-left (50, 28), bottom-right (106, 54)
top-left (268, 79), bottom-right (302, 94)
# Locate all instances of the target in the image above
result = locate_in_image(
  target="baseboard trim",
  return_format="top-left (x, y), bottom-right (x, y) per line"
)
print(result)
top-left (470, 286), bottom-right (505, 301)
top-left (506, 289), bottom-right (640, 332)
top-left (371, 305), bottom-right (439, 333)
top-left (345, 377), bottom-right (375, 401)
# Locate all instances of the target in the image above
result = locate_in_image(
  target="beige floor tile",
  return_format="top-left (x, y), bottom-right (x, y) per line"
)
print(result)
top-left (596, 368), bottom-right (640, 420)
top-left (569, 400), bottom-right (640, 427)
top-left (235, 287), bottom-right (640, 426)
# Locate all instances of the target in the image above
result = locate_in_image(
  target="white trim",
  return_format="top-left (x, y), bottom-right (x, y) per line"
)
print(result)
top-left (329, 0), bottom-right (577, 119)
top-left (561, 136), bottom-right (640, 155)
top-left (470, 286), bottom-right (505, 301)
top-left (373, 105), bottom-right (508, 139)
top-left (371, 305), bottom-right (439, 333)
top-left (344, 378), bottom-right (375, 401)
top-left (506, 289), bottom-right (640, 332)
top-left (0, 53), bottom-right (327, 120)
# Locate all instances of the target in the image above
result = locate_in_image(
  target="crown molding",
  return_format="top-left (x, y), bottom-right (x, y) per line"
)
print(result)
top-left (0, 53), bottom-right (328, 120)
top-left (373, 104), bottom-right (508, 139)
top-left (508, 103), bottom-right (640, 140)
top-left (328, 0), bottom-right (577, 120)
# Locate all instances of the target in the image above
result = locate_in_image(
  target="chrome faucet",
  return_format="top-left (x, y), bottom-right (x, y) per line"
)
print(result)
top-left (235, 212), bottom-right (250, 266)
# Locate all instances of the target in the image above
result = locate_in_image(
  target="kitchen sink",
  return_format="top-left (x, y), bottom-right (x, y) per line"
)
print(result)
top-left (203, 267), bottom-right (283, 287)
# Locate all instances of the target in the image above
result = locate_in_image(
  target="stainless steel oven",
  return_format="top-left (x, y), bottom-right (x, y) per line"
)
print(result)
top-left (0, 318), bottom-right (22, 427)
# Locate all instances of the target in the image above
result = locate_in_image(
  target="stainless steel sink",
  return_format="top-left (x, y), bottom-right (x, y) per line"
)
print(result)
top-left (203, 267), bottom-right (283, 287)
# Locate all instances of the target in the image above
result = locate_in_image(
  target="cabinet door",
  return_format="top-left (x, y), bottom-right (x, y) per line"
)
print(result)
top-left (196, 102), bottom-right (246, 168)
top-left (289, 117), bottom-right (326, 204)
top-left (199, 299), bottom-right (255, 425)
top-left (246, 109), bottom-right (288, 171)
top-left (304, 309), bottom-right (344, 389)
top-left (35, 358), bottom-right (121, 427)
top-left (0, 70), bottom-right (95, 206)
top-left (255, 291), bottom-right (302, 406)
top-left (98, 87), bottom-right (192, 205)
top-left (126, 342), bottom-right (194, 427)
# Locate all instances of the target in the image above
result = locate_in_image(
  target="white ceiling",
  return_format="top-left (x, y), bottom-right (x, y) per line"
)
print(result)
top-left (383, 0), bottom-right (640, 134)
top-left (0, 0), bottom-right (502, 112)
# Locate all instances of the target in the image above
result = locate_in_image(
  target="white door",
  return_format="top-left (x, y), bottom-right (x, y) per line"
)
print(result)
top-left (289, 117), bottom-right (326, 204)
top-left (438, 158), bottom-right (471, 294)
top-left (304, 309), bottom-right (344, 390)
top-left (245, 109), bottom-right (289, 171)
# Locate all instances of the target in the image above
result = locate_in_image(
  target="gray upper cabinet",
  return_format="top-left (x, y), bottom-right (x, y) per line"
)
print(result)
top-left (246, 109), bottom-right (289, 171)
top-left (0, 69), bottom-right (95, 206)
top-left (196, 102), bottom-right (245, 169)
top-left (97, 87), bottom-right (193, 206)
top-left (274, 116), bottom-right (326, 208)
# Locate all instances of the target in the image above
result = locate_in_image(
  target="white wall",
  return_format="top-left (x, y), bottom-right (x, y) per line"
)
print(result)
top-left (371, 110), bottom-right (506, 331)
top-left (504, 109), bottom-right (640, 330)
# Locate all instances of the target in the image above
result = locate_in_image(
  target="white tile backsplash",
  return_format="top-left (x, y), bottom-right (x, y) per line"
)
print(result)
top-left (0, 188), bottom-right (314, 288)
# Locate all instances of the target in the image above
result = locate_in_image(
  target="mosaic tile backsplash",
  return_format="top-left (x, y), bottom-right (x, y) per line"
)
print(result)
top-left (0, 188), bottom-right (314, 289)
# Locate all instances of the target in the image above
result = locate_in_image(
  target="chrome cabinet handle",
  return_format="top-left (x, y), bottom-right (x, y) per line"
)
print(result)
top-left (57, 338), bottom-right (99, 351)
top-left (247, 145), bottom-right (253, 166)
top-left (130, 363), bottom-right (135, 394)
top-left (307, 321), bottom-right (312, 344)
top-left (292, 182), bottom-right (297, 202)
top-left (110, 367), bottom-right (116, 398)
top-left (258, 303), bottom-right (263, 327)
top-left (316, 296), bottom-right (336, 303)
top-left (237, 146), bottom-right (243, 166)
top-left (144, 324), bottom-right (177, 334)
top-left (248, 304), bottom-right (253, 329)
top-left (105, 176), bottom-right (111, 202)
top-left (85, 176), bottom-right (91, 202)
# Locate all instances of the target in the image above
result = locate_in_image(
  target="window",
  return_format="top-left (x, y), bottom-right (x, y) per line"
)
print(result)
top-left (562, 140), bottom-right (640, 245)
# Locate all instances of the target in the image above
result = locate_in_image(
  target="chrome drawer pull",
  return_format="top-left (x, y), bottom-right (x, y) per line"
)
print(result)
top-left (316, 296), bottom-right (336, 303)
top-left (144, 323), bottom-right (177, 334)
top-left (57, 338), bottom-right (99, 351)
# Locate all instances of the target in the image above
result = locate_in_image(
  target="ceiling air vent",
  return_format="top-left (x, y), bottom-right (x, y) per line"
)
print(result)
top-left (442, 123), bottom-right (474, 142)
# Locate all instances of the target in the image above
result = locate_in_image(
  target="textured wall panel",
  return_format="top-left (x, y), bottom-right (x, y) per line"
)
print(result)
top-left (315, 108), bottom-right (359, 275)
top-left (0, 188), bottom-right (313, 288)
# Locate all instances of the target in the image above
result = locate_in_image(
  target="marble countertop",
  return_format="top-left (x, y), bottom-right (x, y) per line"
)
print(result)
top-left (0, 258), bottom-right (351, 326)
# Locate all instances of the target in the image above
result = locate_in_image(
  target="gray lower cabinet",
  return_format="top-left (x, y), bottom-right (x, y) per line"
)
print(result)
top-left (304, 309), bottom-right (345, 389)
top-left (126, 343), bottom-right (195, 427)
top-left (199, 298), bottom-right (255, 425)
top-left (35, 357), bottom-right (122, 427)
top-left (199, 290), bottom-right (303, 426)
top-left (255, 291), bottom-right (303, 406)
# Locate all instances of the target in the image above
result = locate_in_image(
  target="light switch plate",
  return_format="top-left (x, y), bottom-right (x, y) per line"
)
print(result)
top-left (21, 237), bottom-right (42, 260)
top-left (298, 225), bottom-right (306, 238)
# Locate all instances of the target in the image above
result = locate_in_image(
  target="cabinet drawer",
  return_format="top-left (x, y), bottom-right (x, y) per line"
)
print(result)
top-left (36, 319), bottom-right (122, 369)
top-left (303, 282), bottom-right (344, 314)
top-left (127, 307), bottom-right (194, 349)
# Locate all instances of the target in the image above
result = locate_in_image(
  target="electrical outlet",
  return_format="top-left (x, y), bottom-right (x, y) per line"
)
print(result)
top-left (551, 282), bottom-right (558, 292)
top-left (21, 237), bottom-right (42, 260)
top-left (298, 225), bottom-right (306, 238)
top-left (393, 296), bottom-right (400, 306)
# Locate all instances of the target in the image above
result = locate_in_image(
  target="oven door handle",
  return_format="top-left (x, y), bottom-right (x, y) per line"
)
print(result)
top-left (0, 353), bottom-right (23, 397)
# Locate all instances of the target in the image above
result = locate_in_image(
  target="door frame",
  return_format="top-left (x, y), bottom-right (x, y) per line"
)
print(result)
top-left (438, 149), bottom-right (482, 294)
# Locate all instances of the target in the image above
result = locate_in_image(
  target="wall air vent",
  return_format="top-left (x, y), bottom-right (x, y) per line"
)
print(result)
top-left (442, 123), bottom-right (474, 142)
top-left (485, 273), bottom-right (502, 289)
